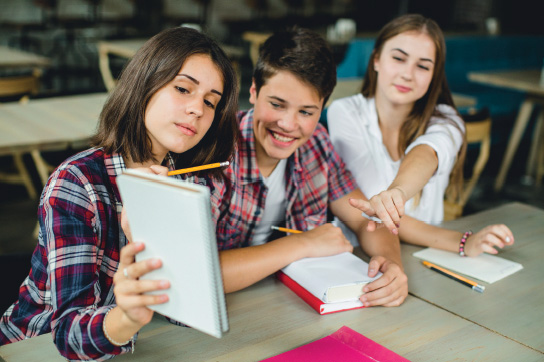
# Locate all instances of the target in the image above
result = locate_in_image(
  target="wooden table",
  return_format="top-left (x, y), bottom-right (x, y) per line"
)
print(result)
top-left (1, 204), bottom-right (543, 361)
top-left (0, 92), bottom-right (107, 184)
top-left (403, 202), bottom-right (544, 354)
top-left (0, 46), bottom-right (51, 69)
top-left (97, 39), bottom-right (245, 91)
top-left (1, 282), bottom-right (541, 361)
top-left (468, 69), bottom-right (544, 190)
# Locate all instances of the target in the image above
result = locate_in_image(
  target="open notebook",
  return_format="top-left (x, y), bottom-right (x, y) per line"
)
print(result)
top-left (413, 248), bottom-right (523, 284)
top-left (117, 170), bottom-right (228, 338)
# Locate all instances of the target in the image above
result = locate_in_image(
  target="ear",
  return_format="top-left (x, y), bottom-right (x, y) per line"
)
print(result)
top-left (249, 79), bottom-right (257, 105)
top-left (373, 54), bottom-right (379, 72)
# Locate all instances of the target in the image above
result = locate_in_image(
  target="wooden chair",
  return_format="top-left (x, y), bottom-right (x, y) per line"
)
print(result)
top-left (0, 69), bottom-right (42, 199)
top-left (444, 109), bottom-right (492, 220)
top-left (242, 31), bottom-right (271, 67)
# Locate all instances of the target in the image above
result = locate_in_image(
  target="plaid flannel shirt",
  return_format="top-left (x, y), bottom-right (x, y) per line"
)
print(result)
top-left (213, 109), bottom-right (357, 249)
top-left (0, 148), bottom-right (207, 361)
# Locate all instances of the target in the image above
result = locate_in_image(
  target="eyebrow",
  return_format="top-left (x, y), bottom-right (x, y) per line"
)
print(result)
top-left (177, 73), bottom-right (223, 96)
top-left (268, 96), bottom-right (320, 110)
top-left (391, 48), bottom-right (434, 63)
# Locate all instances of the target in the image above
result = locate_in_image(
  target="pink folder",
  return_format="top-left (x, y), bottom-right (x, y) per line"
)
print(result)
top-left (261, 326), bottom-right (410, 361)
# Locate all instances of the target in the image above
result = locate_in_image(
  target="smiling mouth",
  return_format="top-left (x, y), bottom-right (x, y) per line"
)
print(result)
top-left (395, 85), bottom-right (411, 93)
top-left (270, 130), bottom-right (295, 143)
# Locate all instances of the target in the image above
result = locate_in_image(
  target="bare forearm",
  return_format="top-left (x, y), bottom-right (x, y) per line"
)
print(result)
top-left (219, 236), bottom-right (306, 293)
top-left (390, 144), bottom-right (438, 199)
top-left (398, 215), bottom-right (462, 252)
top-left (358, 228), bottom-right (403, 269)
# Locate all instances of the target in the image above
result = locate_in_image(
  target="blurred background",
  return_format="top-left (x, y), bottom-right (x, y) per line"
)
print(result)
top-left (1, 0), bottom-right (543, 258)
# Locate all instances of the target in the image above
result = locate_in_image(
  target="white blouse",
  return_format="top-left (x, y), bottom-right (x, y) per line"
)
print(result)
top-left (328, 94), bottom-right (464, 225)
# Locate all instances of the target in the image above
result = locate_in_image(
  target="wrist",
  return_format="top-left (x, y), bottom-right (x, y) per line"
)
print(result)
top-left (389, 185), bottom-right (408, 201)
top-left (458, 231), bottom-right (473, 257)
top-left (104, 307), bottom-right (137, 347)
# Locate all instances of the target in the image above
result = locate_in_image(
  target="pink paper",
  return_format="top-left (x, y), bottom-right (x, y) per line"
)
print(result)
top-left (262, 326), bottom-right (410, 362)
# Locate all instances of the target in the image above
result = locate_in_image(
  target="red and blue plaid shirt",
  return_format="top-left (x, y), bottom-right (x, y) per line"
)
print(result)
top-left (212, 109), bottom-right (357, 249)
top-left (0, 148), bottom-right (205, 361)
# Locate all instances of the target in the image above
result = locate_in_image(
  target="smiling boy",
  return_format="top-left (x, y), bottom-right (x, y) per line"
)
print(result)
top-left (213, 28), bottom-right (408, 307)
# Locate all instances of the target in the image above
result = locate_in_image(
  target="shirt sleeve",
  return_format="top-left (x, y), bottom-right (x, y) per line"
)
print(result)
top-left (406, 107), bottom-right (465, 177)
top-left (327, 98), bottom-right (364, 169)
top-left (41, 167), bottom-right (132, 361)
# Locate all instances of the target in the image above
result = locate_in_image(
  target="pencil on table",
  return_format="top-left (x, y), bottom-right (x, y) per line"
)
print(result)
top-left (422, 260), bottom-right (485, 293)
top-left (168, 161), bottom-right (229, 176)
top-left (271, 226), bottom-right (303, 234)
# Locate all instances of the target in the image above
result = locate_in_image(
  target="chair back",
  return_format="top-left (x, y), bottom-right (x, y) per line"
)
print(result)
top-left (0, 69), bottom-right (41, 103)
top-left (444, 108), bottom-right (491, 220)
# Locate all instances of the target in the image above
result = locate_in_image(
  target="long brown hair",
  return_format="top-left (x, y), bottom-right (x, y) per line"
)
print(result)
top-left (361, 14), bottom-right (466, 204)
top-left (92, 27), bottom-right (239, 180)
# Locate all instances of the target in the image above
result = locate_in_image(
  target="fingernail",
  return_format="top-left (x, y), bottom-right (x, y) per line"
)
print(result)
top-left (506, 236), bottom-right (511, 243)
top-left (152, 258), bottom-right (161, 267)
top-left (395, 223), bottom-right (400, 228)
top-left (392, 228), bottom-right (398, 235)
top-left (369, 269), bottom-right (375, 274)
top-left (160, 280), bottom-right (169, 288)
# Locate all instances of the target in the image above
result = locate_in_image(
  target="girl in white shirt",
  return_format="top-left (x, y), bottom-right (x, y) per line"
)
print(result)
top-left (328, 14), bottom-right (513, 257)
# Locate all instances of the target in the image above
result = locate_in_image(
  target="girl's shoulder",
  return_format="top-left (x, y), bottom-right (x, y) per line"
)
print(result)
top-left (434, 104), bottom-right (464, 128)
top-left (329, 93), bottom-right (367, 111)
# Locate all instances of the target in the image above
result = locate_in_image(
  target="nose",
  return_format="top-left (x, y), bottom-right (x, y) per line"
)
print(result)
top-left (277, 111), bottom-right (297, 132)
top-left (401, 63), bottom-right (415, 81)
top-left (186, 96), bottom-right (204, 118)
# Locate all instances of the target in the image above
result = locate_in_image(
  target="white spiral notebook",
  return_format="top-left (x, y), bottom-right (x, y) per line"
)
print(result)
top-left (117, 169), bottom-right (228, 338)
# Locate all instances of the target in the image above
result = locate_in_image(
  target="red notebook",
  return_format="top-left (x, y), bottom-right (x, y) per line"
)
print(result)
top-left (261, 326), bottom-right (410, 361)
top-left (276, 271), bottom-right (365, 315)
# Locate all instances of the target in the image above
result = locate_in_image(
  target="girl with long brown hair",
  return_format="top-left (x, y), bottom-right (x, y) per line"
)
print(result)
top-left (0, 26), bottom-right (239, 360)
top-left (328, 14), bottom-right (513, 257)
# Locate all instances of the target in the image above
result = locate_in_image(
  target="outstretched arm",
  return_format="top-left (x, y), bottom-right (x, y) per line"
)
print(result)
top-left (331, 188), bottom-right (408, 307)
top-left (362, 144), bottom-right (438, 233)
top-left (398, 215), bottom-right (514, 257)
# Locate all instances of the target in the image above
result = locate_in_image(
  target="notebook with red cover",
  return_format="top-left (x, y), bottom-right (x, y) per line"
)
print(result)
top-left (261, 326), bottom-right (410, 361)
top-left (276, 271), bottom-right (365, 315)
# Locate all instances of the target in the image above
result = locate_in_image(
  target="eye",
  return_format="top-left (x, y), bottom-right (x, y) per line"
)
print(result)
top-left (270, 102), bottom-right (281, 108)
top-left (175, 86), bottom-right (189, 94)
top-left (418, 64), bottom-right (430, 71)
top-left (299, 110), bottom-right (313, 117)
top-left (204, 99), bottom-right (216, 110)
top-left (393, 56), bottom-right (404, 62)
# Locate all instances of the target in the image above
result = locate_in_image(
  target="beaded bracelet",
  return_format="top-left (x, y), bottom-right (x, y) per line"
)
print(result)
top-left (103, 308), bottom-right (134, 352)
top-left (459, 231), bottom-right (473, 257)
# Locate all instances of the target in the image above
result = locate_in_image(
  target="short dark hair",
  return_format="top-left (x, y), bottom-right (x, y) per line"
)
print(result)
top-left (253, 27), bottom-right (337, 106)
top-left (92, 27), bottom-right (239, 179)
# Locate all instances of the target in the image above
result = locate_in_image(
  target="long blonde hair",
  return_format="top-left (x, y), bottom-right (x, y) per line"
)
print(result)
top-left (361, 14), bottom-right (466, 204)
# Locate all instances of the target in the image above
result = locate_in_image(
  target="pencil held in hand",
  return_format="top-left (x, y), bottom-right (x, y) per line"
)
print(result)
top-left (168, 161), bottom-right (229, 176)
top-left (271, 226), bottom-right (303, 234)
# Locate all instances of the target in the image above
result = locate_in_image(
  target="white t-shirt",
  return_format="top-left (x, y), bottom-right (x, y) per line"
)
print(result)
top-left (328, 94), bottom-right (464, 225)
top-left (250, 159), bottom-right (288, 246)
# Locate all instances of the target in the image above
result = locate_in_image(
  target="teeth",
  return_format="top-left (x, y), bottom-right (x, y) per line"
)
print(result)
top-left (272, 132), bottom-right (294, 142)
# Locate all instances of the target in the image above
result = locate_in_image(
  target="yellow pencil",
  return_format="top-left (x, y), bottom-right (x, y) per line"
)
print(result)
top-left (168, 161), bottom-right (229, 176)
top-left (422, 260), bottom-right (485, 293)
top-left (270, 226), bottom-right (303, 234)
